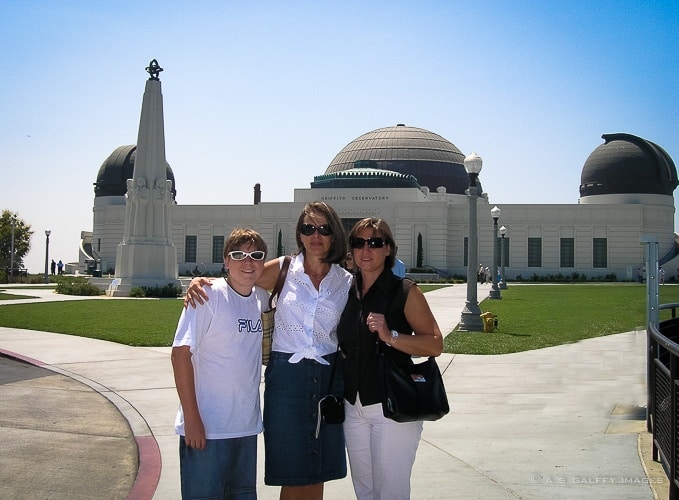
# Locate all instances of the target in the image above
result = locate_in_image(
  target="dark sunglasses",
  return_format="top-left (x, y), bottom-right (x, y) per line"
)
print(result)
top-left (350, 237), bottom-right (386, 249)
top-left (228, 250), bottom-right (266, 261)
top-left (300, 223), bottom-right (332, 236)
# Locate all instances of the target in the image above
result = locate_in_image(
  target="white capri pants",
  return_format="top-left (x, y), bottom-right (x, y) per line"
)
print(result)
top-left (343, 395), bottom-right (423, 500)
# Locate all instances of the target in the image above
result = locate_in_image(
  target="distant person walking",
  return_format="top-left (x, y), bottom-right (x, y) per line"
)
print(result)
top-left (50, 259), bottom-right (56, 275)
top-left (57, 260), bottom-right (64, 275)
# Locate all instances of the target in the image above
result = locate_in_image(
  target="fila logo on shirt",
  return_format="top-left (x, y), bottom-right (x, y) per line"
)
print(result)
top-left (238, 318), bottom-right (262, 334)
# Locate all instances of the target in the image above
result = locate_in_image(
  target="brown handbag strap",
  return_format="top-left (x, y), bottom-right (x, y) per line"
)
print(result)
top-left (268, 255), bottom-right (292, 310)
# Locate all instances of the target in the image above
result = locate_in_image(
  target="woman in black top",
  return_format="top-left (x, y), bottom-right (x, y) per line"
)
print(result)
top-left (337, 217), bottom-right (443, 500)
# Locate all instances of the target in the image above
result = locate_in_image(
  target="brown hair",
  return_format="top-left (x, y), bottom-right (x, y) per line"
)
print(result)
top-left (223, 227), bottom-right (268, 259)
top-left (295, 201), bottom-right (347, 264)
top-left (349, 217), bottom-right (397, 270)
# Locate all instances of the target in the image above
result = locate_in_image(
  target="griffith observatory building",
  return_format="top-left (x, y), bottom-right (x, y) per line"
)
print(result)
top-left (83, 70), bottom-right (679, 283)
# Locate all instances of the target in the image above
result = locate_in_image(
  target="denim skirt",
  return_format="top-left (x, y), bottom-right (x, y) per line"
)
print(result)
top-left (263, 351), bottom-right (346, 486)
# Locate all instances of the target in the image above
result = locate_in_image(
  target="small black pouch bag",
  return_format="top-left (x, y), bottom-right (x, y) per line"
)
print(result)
top-left (315, 348), bottom-right (345, 438)
top-left (319, 395), bottom-right (345, 424)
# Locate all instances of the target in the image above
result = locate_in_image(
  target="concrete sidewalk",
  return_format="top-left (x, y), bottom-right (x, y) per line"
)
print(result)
top-left (0, 284), bottom-right (667, 499)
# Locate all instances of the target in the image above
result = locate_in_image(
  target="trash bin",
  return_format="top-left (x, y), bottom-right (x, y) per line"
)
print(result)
top-left (480, 312), bottom-right (496, 333)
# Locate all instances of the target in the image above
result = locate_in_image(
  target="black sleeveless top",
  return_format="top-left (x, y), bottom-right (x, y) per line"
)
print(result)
top-left (337, 267), bottom-right (415, 406)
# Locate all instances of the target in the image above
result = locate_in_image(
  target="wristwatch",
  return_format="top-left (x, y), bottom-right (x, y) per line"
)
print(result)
top-left (387, 330), bottom-right (399, 347)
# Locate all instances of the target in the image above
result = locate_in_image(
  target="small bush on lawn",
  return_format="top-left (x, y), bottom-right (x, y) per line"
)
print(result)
top-left (55, 277), bottom-right (103, 296)
top-left (129, 283), bottom-right (183, 298)
top-left (129, 287), bottom-right (146, 298)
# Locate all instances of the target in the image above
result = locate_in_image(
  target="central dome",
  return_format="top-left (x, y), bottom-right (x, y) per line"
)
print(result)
top-left (325, 124), bottom-right (469, 194)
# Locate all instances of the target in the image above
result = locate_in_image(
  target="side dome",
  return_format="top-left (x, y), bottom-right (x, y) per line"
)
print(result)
top-left (579, 133), bottom-right (677, 197)
top-left (94, 145), bottom-right (177, 199)
top-left (325, 124), bottom-right (469, 194)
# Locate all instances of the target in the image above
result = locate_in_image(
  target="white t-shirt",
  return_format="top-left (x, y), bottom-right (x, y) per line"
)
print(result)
top-left (272, 253), bottom-right (353, 364)
top-left (173, 278), bottom-right (270, 439)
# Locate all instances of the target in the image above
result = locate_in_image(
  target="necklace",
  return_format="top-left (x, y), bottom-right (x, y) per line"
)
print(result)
top-left (306, 266), bottom-right (329, 283)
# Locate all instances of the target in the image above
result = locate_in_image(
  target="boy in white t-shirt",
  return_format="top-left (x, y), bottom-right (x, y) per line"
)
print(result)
top-left (171, 227), bottom-right (270, 499)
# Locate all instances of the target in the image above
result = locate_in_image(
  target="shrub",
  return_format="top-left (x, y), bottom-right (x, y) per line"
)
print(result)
top-left (119, 283), bottom-right (182, 298)
top-left (129, 286), bottom-right (146, 298)
top-left (55, 277), bottom-right (103, 296)
top-left (28, 274), bottom-right (47, 284)
top-left (141, 283), bottom-right (183, 298)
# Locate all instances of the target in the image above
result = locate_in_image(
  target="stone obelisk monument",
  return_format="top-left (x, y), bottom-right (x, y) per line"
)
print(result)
top-left (112, 60), bottom-right (179, 295)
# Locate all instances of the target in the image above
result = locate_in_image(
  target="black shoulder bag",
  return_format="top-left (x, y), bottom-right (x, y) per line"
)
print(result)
top-left (378, 279), bottom-right (450, 423)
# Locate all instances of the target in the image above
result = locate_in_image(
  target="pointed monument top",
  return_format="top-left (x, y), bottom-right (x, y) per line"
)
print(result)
top-left (145, 59), bottom-right (163, 81)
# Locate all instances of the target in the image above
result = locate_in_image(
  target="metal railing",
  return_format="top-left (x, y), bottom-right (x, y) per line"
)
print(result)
top-left (647, 302), bottom-right (679, 499)
top-left (421, 265), bottom-right (453, 279)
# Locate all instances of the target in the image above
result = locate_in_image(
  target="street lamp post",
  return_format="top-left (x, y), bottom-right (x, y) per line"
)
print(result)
top-left (459, 152), bottom-right (484, 332)
top-left (499, 225), bottom-right (507, 289)
top-left (489, 206), bottom-right (502, 299)
top-left (9, 221), bottom-right (16, 280)
top-left (44, 230), bottom-right (51, 284)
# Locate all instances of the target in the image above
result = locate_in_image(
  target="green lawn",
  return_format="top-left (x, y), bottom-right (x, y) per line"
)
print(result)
top-left (0, 283), bottom-right (676, 353)
top-left (446, 283), bottom-right (679, 354)
top-left (0, 299), bottom-right (184, 346)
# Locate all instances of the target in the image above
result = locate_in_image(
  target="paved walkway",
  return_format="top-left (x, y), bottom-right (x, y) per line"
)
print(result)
top-left (0, 283), bottom-right (667, 499)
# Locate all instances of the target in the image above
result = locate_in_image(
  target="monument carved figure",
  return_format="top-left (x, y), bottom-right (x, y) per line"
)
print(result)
top-left (164, 179), bottom-right (174, 242)
top-left (132, 177), bottom-right (149, 239)
top-left (123, 179), bottom-right (135, 242)
top-left (152, 179), bottom-right (167, 239)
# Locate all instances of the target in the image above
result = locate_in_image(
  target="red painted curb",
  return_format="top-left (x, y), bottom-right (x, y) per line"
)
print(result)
top-left (127, 436), bottom-right (162, 500)
top-left (0, 348), bottom-right (46, 366)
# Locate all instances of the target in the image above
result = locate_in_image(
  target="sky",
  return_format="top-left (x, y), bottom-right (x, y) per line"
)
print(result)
top-left (1, 0), bottom-right (677, 273)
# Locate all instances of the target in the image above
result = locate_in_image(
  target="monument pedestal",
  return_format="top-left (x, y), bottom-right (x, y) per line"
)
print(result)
top-left (115, 241), bottom-right (177, 280)
top-left (108, 241), bottom-right (179, 296)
